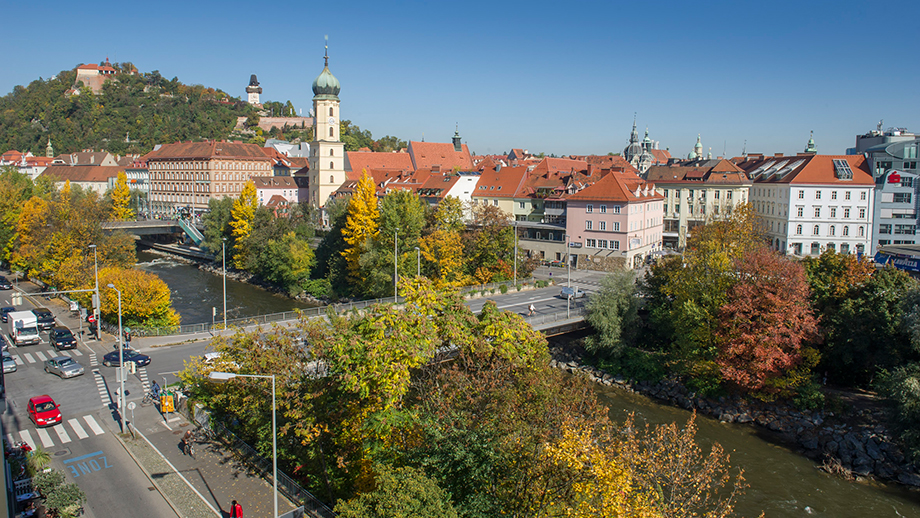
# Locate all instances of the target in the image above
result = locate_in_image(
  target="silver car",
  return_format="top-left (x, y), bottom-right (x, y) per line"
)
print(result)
top-left (44, 356), bottom-right (85, 379)
top-left (2, 352), bottom-right (15, 373)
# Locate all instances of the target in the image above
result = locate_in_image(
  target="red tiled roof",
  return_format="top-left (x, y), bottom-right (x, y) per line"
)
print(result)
top-left (472, 165), bottom-right (529, 199)
top-left (251, 176), bottom-right (297, 188)
top-left (266, 195), bottom-right (290, 207)
top-left (144, 141), bottom-right (271, 160)
top-left (408, 141), bottom-right (473, 172)
top-left (650, 149), bottom-right (671, 164)
top-left (566, 172), bottom-right (663, 203)
top-left (39, 165), bottom-right (123, 183)
top-left (646, 159), bottom-right (751, 185)
top-left (739, 154), bottom-right (874, 185)
top-left (346, 151), bottom-right (413, 174)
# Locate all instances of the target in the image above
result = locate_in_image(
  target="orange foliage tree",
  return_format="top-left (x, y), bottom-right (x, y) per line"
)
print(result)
top-left (97, 267), bottom-right (180, 328)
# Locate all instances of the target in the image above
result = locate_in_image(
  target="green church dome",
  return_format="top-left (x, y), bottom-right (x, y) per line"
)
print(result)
top-left (312, 57), bottom-right (340, 99)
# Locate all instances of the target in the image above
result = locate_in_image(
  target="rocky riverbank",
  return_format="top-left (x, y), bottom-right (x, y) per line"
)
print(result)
top-left (547, 340), bottom-right (920, 489)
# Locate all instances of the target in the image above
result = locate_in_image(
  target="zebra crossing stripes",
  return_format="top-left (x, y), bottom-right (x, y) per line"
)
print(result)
top-left (9, 414), bottom-right (106, 450)
top-left (10, 348), bottom-right (86, 365)
top-left (13, 356), bottom-right (23, 366)
top-left (22, 353), bottom-right (35, 364)
top-left (92, 369), bottom-right (112, 407)
top-left (88, 351), bottom-right (98, 367)
top-left (138, 367), bottom-right (149, 390)
top-left (35, 351), bottom-right (47, 362)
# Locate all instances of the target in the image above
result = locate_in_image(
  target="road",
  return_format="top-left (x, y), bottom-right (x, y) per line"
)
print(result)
top-left (1, 275), bottom-right (175, 518)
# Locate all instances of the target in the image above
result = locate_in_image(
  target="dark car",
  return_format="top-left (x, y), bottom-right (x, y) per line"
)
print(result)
top-left (103, 348), bottom-right (150, 367)
top-left (31, 308), bottom-right (55, 330)
top-left (0, 277), bottom-right (11, 290)
top-left (50, 327), bottom-right (77, 350)
top-left (0, 307), bottom-right (14, 323)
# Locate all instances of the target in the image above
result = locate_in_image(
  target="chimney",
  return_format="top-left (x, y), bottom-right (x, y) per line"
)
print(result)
top-left (774, 153), bottom-right (784, 157)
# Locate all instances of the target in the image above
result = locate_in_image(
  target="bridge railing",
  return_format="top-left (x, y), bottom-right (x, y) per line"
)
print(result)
top-left (525, 306), bottom-right (588, 326)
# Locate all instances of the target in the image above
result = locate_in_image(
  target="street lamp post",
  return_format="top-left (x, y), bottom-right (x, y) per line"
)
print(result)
top-left (513, 221), bottom-right (518, 287)
top-left (210, 372), bottom-right (277, 518)
top-left (565, 235), bottom-right (571, 319)
top-left (222, 238), bottom-right (227, 329)
top-left (414, 246), bottom-right (420, 277)
top-left (394, 228), bottom-right (399, 303)
top-left (107, 284), bottom-right (126, 433)
top-left (89, 244), bottom-right (99, 341)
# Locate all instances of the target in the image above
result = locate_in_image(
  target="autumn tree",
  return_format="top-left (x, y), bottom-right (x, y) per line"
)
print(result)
top-left (335, 465), bottom-right (458, 518)
top-left (341, 171), bottom-right (379, 286)
top-left (357, 189), bottom-right (427, 297)
top-left (584, 270), bottom-right (640, 356)
top-left (0, 167), bottom-right (35, 261)
top-left (230, 181), bottom-right (258, 268)
top-left (714, 247), bottom-right (818, 395)
top-left (467, 203), bottom-right (515, 284)
top-left (313, 196), bottom-right (350, 294)
top-left (420, 196), bottom-right (469, 287)
top-left (98, 266), bottom-right (180, 328)
top-left (110, 170), bottom-right (134, 220)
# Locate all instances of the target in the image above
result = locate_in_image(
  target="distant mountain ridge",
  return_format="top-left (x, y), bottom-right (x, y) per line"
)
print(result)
top-left (0, 62), bottom-right (254, 157)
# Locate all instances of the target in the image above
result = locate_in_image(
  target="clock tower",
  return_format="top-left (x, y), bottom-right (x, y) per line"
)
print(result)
top-left (308, 42), bottom-right (345, 215)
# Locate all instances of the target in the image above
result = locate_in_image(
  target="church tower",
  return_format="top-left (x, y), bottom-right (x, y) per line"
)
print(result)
top-left (246, 75), bottom-right (262, 106)
top-left (45, 138), bottom-right (54, 158)
top-left (308, 40), bottom-right (346, 214)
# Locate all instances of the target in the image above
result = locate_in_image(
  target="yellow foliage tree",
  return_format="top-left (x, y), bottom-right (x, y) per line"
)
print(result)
top-left (98, 266), bottom-right (180, 328)
top-left (111, 171), bottom-right (134, 221)
top-left (230, 181), bottom-right (258, 268)
top-left (341, 170), bottom-right (379, 284)
top-left (419, 228), bottom-right (467, 287)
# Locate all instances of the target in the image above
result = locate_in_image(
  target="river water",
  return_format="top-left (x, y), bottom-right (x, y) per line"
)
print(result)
top-left (137, 251), bottom-right (920, 517)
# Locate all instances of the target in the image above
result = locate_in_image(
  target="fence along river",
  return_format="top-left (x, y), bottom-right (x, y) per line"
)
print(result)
top-left (137, 251), bottom-right (920, 517)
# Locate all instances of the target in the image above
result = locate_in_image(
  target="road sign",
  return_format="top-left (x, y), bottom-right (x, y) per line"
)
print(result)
top-left (127, 361), bottom-right (136, 374)
top-left (161, 393), bottom-right (175, 413)
top-left (11, 293), bottom-right (21, 306)
top-left (127, 402), bottom-right (136, 411)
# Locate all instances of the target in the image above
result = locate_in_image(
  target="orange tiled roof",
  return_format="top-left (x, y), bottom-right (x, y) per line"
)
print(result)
top-left (472, 165), bottom-right (529, 199)
top-left (408, 141), bottom-right (473, 172)
top-left (252, 176), bottom-right (297, 188)
top-left (39, 165), bottom-right (123, 183)
top-left (566, 172), bottom-right (663, 203)
top-left (144, 141), bottom-right (271, 161)
top-left (646, 159), bottom-right (751, 185)
top-left (738, 154), bottom-right (874, 185)
top-left (346, 151), bottom-right (413, 174)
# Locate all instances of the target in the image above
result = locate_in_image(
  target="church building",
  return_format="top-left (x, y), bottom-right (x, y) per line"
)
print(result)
top-left (307, 45), bottom-right (346, 224)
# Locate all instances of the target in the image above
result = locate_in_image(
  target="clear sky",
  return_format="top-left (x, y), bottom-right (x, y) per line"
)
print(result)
top-left (3, 0), bottom-right (918, 158)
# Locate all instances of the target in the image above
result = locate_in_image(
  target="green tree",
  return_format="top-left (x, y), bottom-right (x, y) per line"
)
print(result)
top-left (358, 190), bottom-right (427, 297)
top-left (110, 170), bottom-right (134, 220)
top-left (584, 270), bottom-right (640, 356)
top-left (230, 181), bottom-right (258, 268)
top-left (201, 196), bottom-right (234, 256)
top-left (467, 204), bottom-right (514, 284)
top-left (313, 196), bottom-right (350, 292)
top-left (335, 465), bottom-right (458, 518)
top-left (0, 166), bottom-right (35, 261)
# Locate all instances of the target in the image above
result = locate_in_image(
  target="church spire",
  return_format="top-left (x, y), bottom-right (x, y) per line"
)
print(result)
top-left (324, 34), bottom-right (329, 67)
top-left (804, 130), bottom-right (817, 153)
top-left (45, 137), bottom-right (54, 158)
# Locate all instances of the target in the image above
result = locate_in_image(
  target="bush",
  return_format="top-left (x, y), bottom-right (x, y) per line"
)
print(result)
top-left (489, 288), bottom-right (495, 294)
top-left (301, 278), bottom-right (332, 298)
top-left (877, 364), bottom-right (920, 460)
top-left (516, 284), bottom-right (522, 292)
top-left (595, 348), bottom-right (666, 382)
top-left (499, 284), bottom-right (508, 294)
top-left (792, 380), bottom-right (825, 411)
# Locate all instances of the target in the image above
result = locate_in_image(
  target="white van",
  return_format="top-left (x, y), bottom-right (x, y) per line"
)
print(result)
top-left (9, 311), bottom-right (40, 346)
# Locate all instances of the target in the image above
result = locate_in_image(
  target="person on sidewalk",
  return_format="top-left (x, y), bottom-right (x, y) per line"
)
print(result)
top-left (528, 303), bottom-right (535, 316)
top-left (229, 500), bottom-right (243, 518)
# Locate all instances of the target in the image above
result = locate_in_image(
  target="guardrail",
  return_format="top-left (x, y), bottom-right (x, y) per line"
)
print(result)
top-left (181, 403), bottom-right (336, 518)
top-left (524, 305), bottom-right (587, 326)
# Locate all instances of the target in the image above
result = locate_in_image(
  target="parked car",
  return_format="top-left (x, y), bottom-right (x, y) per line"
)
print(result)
top-left (44, 356), bottom-right (84, 379)
top-left (49, 327), bottom-right (77, 350)
top-left (0, 277), bottom-right (11, 290)
top-left (0, 335), bottom-right (7, 352)
top-left (103, 348), bottom-right (150, 367)
top-left (31, 308), bottom-right (55, 331)
top-left (2, 352), bottom-right (16, 373)
top-left (560, 287), bottom-right (586, 299)
top-left (0, 307), bottom-right (15, 323)
top-left (27, 395), bottom-right (62, 427)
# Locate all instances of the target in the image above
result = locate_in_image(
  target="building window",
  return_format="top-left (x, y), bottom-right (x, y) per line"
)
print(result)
top-left (613, 205), bottom-right (621, 214)
top-left (796, 224), bottom-right (802, 235)
top-left (843, 225), bottom-right (850, 236)
top-left (813, 225), bottom-right (820, 235)
top-left (858, 226), bottom-right (865, 237)
top-left (329, 175), bottom-right (334, 183)
top-left (519, 202), bottom-right (525, 209)
top-left (493, 200), bottom-right (498, 206)
top-left (906, 145), bottom-right (918, 159)
top-left (902, 177), bottom-right (915, 187)
top-left (330, 149), bottom-right (334, 156)
top-left (611, 240), bottom-right (619, 250)
top-left (859, 208), bottom-right (866, 219)
top-left (811, 242), bottom-right (820, 255)
top-left (831, 191), bottom-right (837, 200)
top-left (714, 191), bottom-right (720, 199)
top-left (815, 191), bottom-right (821, 200)
top-left (586, 204), bottom-right (593, 213)
top-left (797, 207), bottom-right (804, 217)
top-left (613, 222), bottom-right (620, 231)
top-left (329, 127), bottom-right (334, 137)
top-left (814, 207), bottom-right (821, 218)
top-left (879, 224), bottom-right (891, 235)
top-left (586, 239), bottom-right (596, 247)
top-left (329, 107), bottom-right (333, 116)
top-left (843, 208), bottom-right (850, 218)
top-left (600, 221), bottom-right (606, 231)
top-left (727, 191), bottom-right (732, 200)
top-left (904, 162), bottom-right (917, 170)
top-left (598, 240), bottom-right (608, 248)
top-left (586, 221), bottom-right (593, 230)
top-left (894, 193), bottom-right (913, 203)
top-left (600, 205), bottom-right (607, 213)
top-left (860, 192), bottom-right (866, 201)
top-left (829, 225), bottom-right (835, 236)
top-left (895, 224), bottom-right (917, 235)
top-left (845, 191), bottom-right (851, 200)
top-left (830, 207), bottom-right (836, 218)
top-left (798, 190), bottom-right (804, 199)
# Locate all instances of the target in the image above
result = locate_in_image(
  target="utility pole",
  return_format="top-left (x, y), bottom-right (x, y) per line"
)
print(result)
top-left (394, 228), bottom-right (399, 303)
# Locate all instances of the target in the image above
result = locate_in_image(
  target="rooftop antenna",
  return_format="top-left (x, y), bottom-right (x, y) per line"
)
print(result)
top-left (742, 140), bottom-right (747, 157)
top-left (324, 35), bottom-right (329, 66)
top-left (723, 140), bottom-right (726, 158)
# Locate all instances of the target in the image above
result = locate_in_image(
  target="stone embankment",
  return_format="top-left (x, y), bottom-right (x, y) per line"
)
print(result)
top-left (548, 343), bottom-right (920, 489)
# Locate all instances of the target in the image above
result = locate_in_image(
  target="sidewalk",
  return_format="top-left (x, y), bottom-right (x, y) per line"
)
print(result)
top-left (120, 401), bottom-right (298, 518)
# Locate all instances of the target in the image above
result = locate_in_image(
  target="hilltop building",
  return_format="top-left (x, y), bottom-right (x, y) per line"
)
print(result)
top-left (70, 58), bottom-right (118, 95)
top-left (246, 74), bottom-right (262, 106)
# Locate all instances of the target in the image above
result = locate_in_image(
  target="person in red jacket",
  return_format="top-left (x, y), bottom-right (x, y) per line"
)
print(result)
top-left (229, 500), bottom-right (243, 518)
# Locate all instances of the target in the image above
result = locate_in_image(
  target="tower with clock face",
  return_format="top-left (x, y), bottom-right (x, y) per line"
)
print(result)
top-left (308, 45), bottom-right (346, 215)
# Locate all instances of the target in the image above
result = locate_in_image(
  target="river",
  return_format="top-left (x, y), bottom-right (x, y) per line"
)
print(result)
top-left (136, 251), bottom-right (920, 517)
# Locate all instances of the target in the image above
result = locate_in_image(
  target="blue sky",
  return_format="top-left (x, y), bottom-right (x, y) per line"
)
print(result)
top-left (3, 0), bottom-right (917, 158)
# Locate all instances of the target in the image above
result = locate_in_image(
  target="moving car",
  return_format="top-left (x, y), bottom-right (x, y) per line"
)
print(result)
top-left (2, 352), bottom-right (16, 373)
top-left (27, 395), bottom-right (62, 427)
top-left (0, 307), bottom-right (15, 323)
top-left (44, 357), bottom-right (84, 379)
top-left (103, 348), bottom-right (150, 367)
top-left (31, 308), bottom-right (55, 331)
top-left (0, 277), bottom-right (11, 290)
top-left (49, 327), bottom-right (77, 350)
top-left (560, 287), bottom-right (586, 299)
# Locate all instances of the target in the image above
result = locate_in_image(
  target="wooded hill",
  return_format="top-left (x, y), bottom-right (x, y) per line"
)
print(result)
top-left (0, 62), bottom-right (254, 156)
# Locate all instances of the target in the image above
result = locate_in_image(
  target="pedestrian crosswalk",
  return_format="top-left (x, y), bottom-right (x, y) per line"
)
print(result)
top-left (6, 414), bottom-right (105, 450)
top-left (138, 366), bottom-right (149, 391)
top-left (9, 347), bottom-right (84, 366)
top-left (92, 369), bottom-right (112, 407)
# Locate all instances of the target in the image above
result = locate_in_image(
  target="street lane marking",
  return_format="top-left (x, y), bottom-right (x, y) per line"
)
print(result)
top-left (35, 351), bottom-right (47, 362)
top-left (18, 430), bottom-right (34, 449)
top-left (88, 352), bottom-right (97, 367)
top-left (92, 369), bottom-right (111, 407)
top-left (13, 356), bottom-right (23, 365)
top-left (54, 425), bottom-right (72, 444)
top-left (58, 350), bottom-right (71, 357)
top-left (36, 428), bottom-right (54, 448)
top-left (68, 419), bottom-right (88, 439)
top-left (71, 348), bottom-right (83, 356)
top-left (83, 415), bottom-right (104, 435)
top-left (22, 353), bottom-right (35, 363)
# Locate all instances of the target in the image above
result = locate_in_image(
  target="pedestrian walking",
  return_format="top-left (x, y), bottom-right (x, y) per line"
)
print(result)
top-left (229, 500), bottom-right (243, 518)
top-left (528, 303), bottom-right (535, 316)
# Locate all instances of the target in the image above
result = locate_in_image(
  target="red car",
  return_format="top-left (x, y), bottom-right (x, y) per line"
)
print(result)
top-left (27, 395), bottom-right (62, 427)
